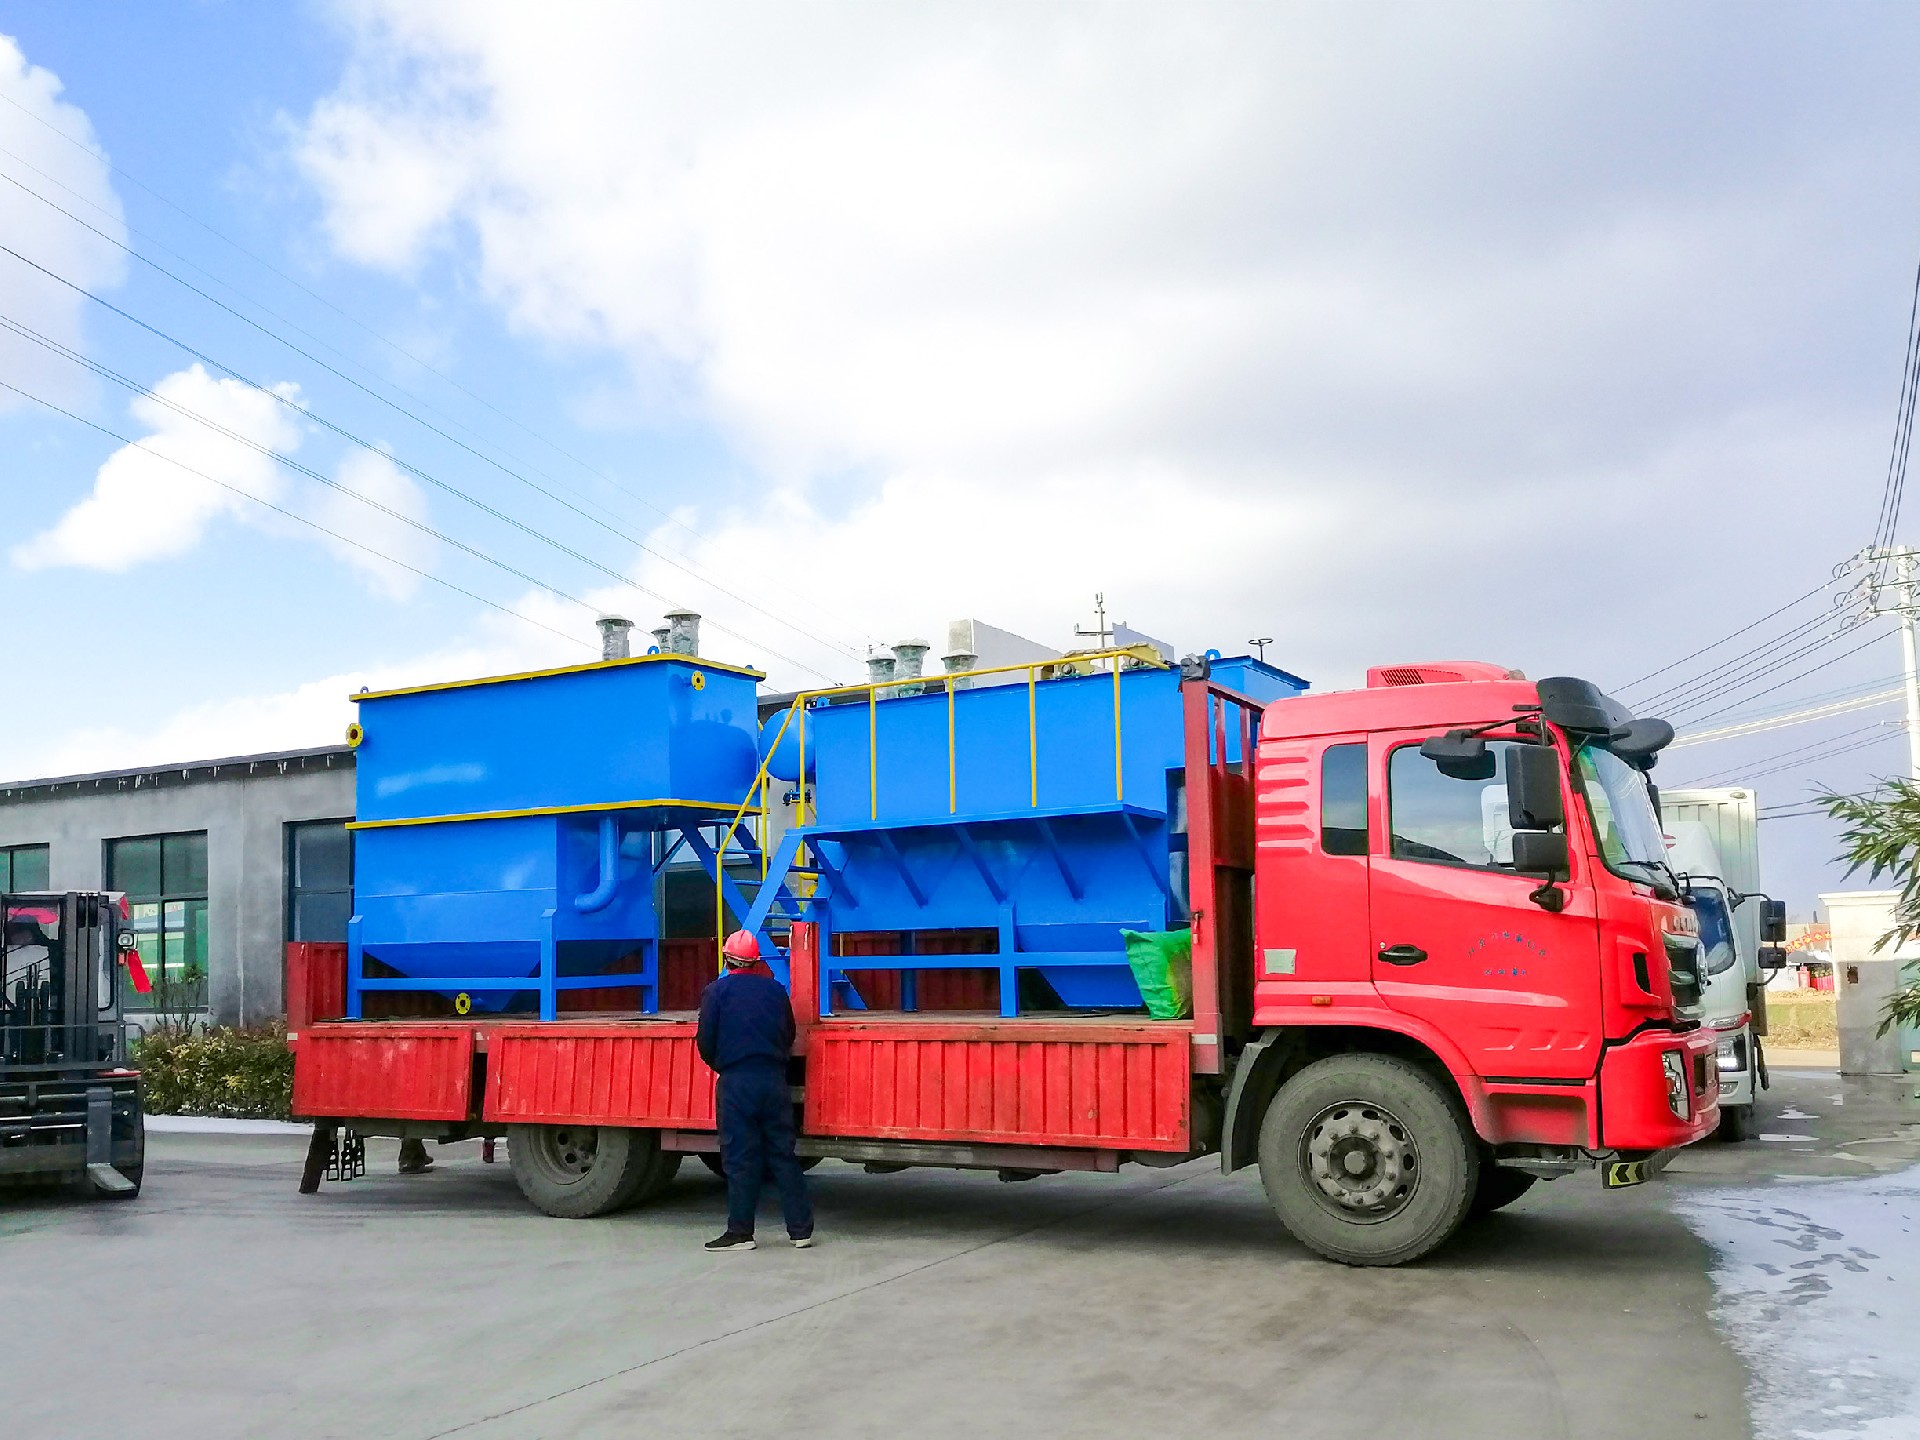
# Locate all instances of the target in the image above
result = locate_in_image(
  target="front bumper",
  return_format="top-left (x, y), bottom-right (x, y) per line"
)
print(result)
top-left (1597, 1026), bottom-right (1719, 1151)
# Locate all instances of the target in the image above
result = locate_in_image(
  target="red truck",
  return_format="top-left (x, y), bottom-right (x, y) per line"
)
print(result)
top-left (290, 658), bottom-right (1715, 1266)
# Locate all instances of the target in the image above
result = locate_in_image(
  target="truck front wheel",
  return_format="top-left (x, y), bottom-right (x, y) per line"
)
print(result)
top-left (507, 1124), bottom-right (671, 1218)
top-left (1258, 1055), bottom-right (1478, 1266)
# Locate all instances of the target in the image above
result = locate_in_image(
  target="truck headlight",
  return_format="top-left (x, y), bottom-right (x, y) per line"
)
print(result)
top-left (1715, 1036), bottom-right (1745, 1073)
top-left (1661, 1049), bottom-right (1689, 1119)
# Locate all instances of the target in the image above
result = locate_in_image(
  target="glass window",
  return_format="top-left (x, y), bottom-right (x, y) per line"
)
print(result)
top-left (1321, 744), bottom-right (1369, 856)
top-left (1573, 743), bottom-right (1671, 887)
top-left (109, 832), bottom-right (208, 1012)
top-left (1, 844), bottom-right (50, 892)
top-left (1687, 887), bottom-right (1740, 977)
top-left (287, 821), bottom-right (353, 943)
top-left (1388, 740), bottom-right (1532, 870)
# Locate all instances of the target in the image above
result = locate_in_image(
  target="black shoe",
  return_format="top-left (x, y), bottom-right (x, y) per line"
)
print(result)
top-left (704, 1232), bottom-right (757, 1251)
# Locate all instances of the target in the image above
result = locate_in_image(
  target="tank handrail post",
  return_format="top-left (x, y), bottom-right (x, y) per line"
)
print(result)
top-left (947, 675), bottom-right (957, 813)
top-left (1028, 667), bottom-right (1039, 807)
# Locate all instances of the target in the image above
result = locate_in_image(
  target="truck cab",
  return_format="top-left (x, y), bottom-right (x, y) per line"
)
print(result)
top-left (1660, 806), bottom-right (1780, 1141)
top-left (1230, 663), bottom-right (1718, 1262)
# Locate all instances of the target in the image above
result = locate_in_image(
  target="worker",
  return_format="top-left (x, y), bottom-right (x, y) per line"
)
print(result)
top-left (696, 929), bottom-right (814, 1251)
top-left (397, 1138), bottom-right (433, 1174)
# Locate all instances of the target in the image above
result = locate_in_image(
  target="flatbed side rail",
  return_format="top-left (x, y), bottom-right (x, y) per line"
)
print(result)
top-left (1183, 673), bottom-right (1266, 1075)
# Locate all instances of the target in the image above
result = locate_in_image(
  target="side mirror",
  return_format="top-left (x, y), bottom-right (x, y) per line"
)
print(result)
top-left (1420, 731), bottom-right (1494, 780)
top-left (1512, 829), bottom-right (1569, 877)
top-left (1758, 945), bottom-right (1788, 973)
top-left (1505, 744), bottom-right (1565, 829)
top-left (1762, 899), bottom-right (1786, 943)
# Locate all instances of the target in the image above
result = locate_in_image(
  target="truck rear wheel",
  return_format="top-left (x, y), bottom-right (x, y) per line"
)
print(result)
top-left (1258, 1055), bottom-right (1478, 1266)
top-left (1716, 1105), bottom-right (1752, 1143)
top-left (507, 1124), bottom-right (669, 1218)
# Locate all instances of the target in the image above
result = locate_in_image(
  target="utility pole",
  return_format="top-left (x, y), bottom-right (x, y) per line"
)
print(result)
top-left (1848, 545), bottom-right (1920, 779)
top-left (1899, 549), bottom-right (1920, 780)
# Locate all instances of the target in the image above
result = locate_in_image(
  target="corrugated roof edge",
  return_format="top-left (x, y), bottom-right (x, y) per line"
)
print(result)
top-left (0, 745), bottom-right (355, 803)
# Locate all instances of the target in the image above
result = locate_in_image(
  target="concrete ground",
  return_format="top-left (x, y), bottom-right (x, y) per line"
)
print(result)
top-left (2, 1059), bottom-right (1913, 1440)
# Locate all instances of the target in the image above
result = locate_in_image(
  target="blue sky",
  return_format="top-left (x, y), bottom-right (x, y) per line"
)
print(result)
top-left (6, 3), bottom-right (1920, 914)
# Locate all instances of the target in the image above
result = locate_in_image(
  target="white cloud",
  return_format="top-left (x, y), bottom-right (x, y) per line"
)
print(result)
top-left (311, 447), bottom-right (431, 600)
top-left (291, 4), bottom-right (1920, 696)
top-left (11, 364), bottom-right (302, 571)
top-left (0, 32), bottom-right (126, 410)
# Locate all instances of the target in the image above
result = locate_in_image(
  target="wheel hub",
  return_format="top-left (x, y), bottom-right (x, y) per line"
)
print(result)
top-left (1302, 1101), bottom-right (1419, 1220)
top-left (537, 1126), bottom-right (599, 1179)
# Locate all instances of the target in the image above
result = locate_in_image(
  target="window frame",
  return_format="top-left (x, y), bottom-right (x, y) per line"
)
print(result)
top-left (106, 830), bottom-right (210, 1013)
top-left (1319, 742), bottom-right (1369, 856)
top-left (0, 843), bottom-right (51, 893)
top-left (285, 818), bottom-right (354, 944)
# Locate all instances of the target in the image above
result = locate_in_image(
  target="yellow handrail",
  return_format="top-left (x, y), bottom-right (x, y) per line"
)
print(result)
top-left (710, 645), bottom-right (1167, 967)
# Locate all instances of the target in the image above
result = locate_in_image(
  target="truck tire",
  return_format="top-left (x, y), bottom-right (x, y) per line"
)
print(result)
top-left (622, 1148), bottom-right (684, 1209)
top-left (1257, 1055), bottom-right (1478, 1266)
top-left (1468, 1162), bottom-right (1534, 1217)
top-left (507, 1124), bottom-right (665, 1218)
top-left (1716, 1105), bottom-right (1752, 1143)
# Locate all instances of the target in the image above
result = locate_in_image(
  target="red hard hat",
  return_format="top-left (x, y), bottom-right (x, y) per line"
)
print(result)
top-left (722, 930), bottom-right (761, 965)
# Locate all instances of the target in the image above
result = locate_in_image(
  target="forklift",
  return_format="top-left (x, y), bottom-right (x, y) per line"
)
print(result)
top-left (1, 891), bottom-right (147, 1196)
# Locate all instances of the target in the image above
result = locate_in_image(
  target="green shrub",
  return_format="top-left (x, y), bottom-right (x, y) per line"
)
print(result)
top-left (134, 1023), bottom-right (295, 1120)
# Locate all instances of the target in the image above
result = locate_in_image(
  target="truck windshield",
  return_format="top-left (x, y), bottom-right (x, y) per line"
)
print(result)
top-left (1686, 886), bottom-right (1740, 976)
top-left (1573, 743), bottom-right (1674, 890)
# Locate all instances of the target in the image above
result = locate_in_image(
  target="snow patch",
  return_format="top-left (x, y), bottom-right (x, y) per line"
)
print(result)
top-left (1676, 1166), bottom-right (1920, 1439)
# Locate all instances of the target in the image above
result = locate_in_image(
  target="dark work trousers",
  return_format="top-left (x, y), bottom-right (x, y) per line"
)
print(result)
top-left (718, 1061), bottom-right (813, 1238)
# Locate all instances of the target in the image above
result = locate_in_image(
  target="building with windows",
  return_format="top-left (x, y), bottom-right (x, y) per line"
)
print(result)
top-left (0, 748), bottom-right (354, 1027)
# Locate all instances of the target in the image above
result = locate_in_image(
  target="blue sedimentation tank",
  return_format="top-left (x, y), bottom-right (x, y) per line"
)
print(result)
top-left (753, 655), bottom-right (1306, 1013)
top-left (345, 653), bottom-right (763, 1018)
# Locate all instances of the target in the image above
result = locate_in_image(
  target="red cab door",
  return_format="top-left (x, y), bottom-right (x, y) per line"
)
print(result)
top-left (1366, 731), bottom-right (1602, 1082)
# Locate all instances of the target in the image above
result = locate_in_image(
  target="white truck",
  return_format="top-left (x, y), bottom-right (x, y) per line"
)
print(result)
top-left (1660, 787), bottom-right (1788, 1141)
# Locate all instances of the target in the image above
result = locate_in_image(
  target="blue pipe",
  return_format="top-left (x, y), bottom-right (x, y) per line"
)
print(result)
top-left (574, 816), bottom-right (621, 913)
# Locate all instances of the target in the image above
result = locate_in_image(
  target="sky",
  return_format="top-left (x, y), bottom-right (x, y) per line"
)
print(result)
top-left (3, 2), bottom-right (1920, 916)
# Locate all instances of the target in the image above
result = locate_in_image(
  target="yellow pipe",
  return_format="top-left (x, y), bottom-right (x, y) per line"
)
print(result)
top-left (947, 675), bottom-right (957, 813)
top-left (869, 688), bottom-right (878, 821)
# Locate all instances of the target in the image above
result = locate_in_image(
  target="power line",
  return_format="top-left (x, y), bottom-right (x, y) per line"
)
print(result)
top-left (0, 202), bottom-right (863, 664)
top-left (0, 254), bottom-right (836, 679)
top-left (1674, 720), bottom-right (1897, 787)
top-left (0, 96), bottom-right (876, 647)
top-left (1661, 621), bottom-right (1873, 725)
top-left (0, 376), bottom-right (591, 651)
top-left (1672, 629), bottom-right (1893, 730)
top-left (0, 313), bottom-right (619, 625)
top-left (1870, 255), bottom-right (1920, 565)
top-left (1618, 575), bottom-right (1836, 696)
top-left (1735, 729), bottom-right (1902, 785)
top-left (1670, 686), bottom-right (1900, 749)
top-left (1633, 607), bottom-right (1842, 714)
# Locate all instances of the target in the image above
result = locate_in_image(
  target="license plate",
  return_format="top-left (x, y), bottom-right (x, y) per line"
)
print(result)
top-left (1603, 1159), bottom-right (1650, 1189)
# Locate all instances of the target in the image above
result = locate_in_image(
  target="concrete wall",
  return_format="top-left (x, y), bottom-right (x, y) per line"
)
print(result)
top-left (1820, 889), bottom-right (1915, 1075)
top-left (0, 767), bottom-right (354, 1027)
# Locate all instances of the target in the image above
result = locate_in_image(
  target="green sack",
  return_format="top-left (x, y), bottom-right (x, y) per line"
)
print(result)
top-left (1122, 928), bottom-right (1193, 1020)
